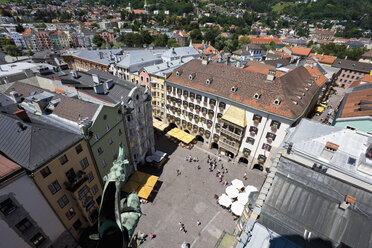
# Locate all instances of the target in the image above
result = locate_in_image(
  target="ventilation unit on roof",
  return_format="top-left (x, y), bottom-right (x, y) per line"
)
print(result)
top-left (254, 93), bottom-right (261, 99)
top-left (231, 86), bottom-right (238, 93)
top-left (292, 100), bottom-right (298, 105)
top-left (206, 78), bottom-right (212, 85)
top-left (176, 70), bottom-right (183, 77)
top-left (273, 99), bottom-right (280, 106)
top-left (304, 87), bottom-right (309, 91)
top-left (296, 95), bottom-right (302, 99)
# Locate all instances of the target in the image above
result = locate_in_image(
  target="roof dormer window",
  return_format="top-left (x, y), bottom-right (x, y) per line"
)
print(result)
top-left (206, 78), bottom-right (212, 85)
top-left (296, 95), bottom-right (302, 99)
top-left (189, 73), bottom-right (196, 80)
top-left (254, 93), bottom-right (261, 99)
top-left (176, 70), bottom-right (183, 77)
top-left (292, 100), bottom-right (298, 105)
top-left (231, 86), bottom-right (238, 93)
top-left (304, 87), bottom-right (309, 91)
top-left (273, 99), bottom-right (280, 105)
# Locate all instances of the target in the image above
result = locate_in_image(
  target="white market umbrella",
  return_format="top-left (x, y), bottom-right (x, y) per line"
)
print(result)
top-left (226, 185), bottom-right (239, 198)
top-left (231, 202), bottom-right (245, 216)
top-left (244, 185), bottom-right (258, 195)
top-left (231, 179), bottom-right (244, 189)
top-left (218, 194), bottom-right (233, 208)
top-left (237, 192), bottom-right (249, 205)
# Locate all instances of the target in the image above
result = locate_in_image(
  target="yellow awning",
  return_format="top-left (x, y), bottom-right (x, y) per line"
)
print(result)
top-left (316, 106), bottom-right (325, 113)
top-left (153, 118), bottom-right (169, 131)
top-left (137, 185), bottom-right (153, 199)
top-left (145, 175), bottom-right (159, 188)
top-left (167, 128), bottom-right (195, 144)
top-left (222, 106), bottom-right (246, 127)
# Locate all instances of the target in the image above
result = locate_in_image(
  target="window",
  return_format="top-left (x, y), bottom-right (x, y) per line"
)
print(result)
top-left (347, 157), bottom-right (356, 165)
top-left (65, 208), bottom-right (76, 220)
top-left (30, 232), bottom-right (45, 247)
top-left (108, 137), bottom-right (113, 145)
top-left (57, 195), bottom-right (69, 209)
top-left (103, 114), bottom-right (107, 120)
top-left (118, 129), bottom-right (122, 136)
top-left (87, 172), bottom-right (94, 182)
top-left (0, 198), bottom-right (17, 215)
top-left (252, 114), bottom-right (262, 123)
top-left (102, 159), bottom-right (107, 168)
top-left (346, 126), bottom-right (356, 131)
top-left (59, 155), bottom-right (68, 165)
top-left (92, 184), bottom-right (99, 195)
top-left (48, 180), bottom-right (61, 195)
top-left (262, 143), bottom-right (272, 152)
top-left (16, 218), bottom-right (33, 233)
top-left (78, 185), bottom-right (89, 199)
top-left (75, 144), bottom-right (83, 154)
top-left (73, 219), bottom-right (82, 230)
top-left (106, 124), bottom-right (110, 132)
top-left (116, 116), bottom-right (121, 123)
top-left (97, 147), bottom-right (104, 155)
top-left (65, 169), bottom-right (76, 183)
top-left (40, 166), bottom-right (51, 178)
top-left (127, 115), bottom-right (132, 122)
top-left (112, 150), bottom-right (117, 159)
top-left (80, 157), bottom-right (89, 169)
top-left (266, 132), bottom-right (276, 141)
top-left (246, 137), bottom-right (255, 145)
top-left (94, 133), bottom-right (100, 141)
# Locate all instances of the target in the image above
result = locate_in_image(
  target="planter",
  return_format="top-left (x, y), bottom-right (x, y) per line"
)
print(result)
top-left (172, 100), bottom-right (175, 104)
top-left (167, 99), bottom-right (171, 103)
top-left (193, 129), bottom-right (197, 133)
top-left (182, 123), bottom-right (186, 127)
top-left (208, 114), bottom-right (213, 118)
top-left (196, 109), bottom-right (200, 113)
top-left (250, 131), bottom-right (256, 136)
top-left (254, 120), bottom-right (259, 125)
top-left (197, 99), bottom-right (201, 103)
top-left (171, 119), bottom-right (175, 123)
top-left (189, 117), bottom-right (192, 120)
top-left (202, 111), bottom-right (206, 116)
top-left (207, 124), bottom-right (212, 128)
top-left (183, 95), bottom-right (188, 99)
top-left (219, 107), bottom-right (224, 112)
top-left (215, 127), bottom-right (220, 132)
top-left (258, 159), bottom-right (264, 164)
top-left (190, 107), bottom-right (194, 111)
top-left (177, 92), bottom-right (181, 96)
top-left (214, 137), bottom-right (218, 141)
top-left (183, 105), bottom-right (187, 109)
top-left (176, 120), bottom-right (180, 124)
top-left (267, 138), bottom-right (273, 143)
top-left (167, 116), bottom-right (170, 121)
top-left (271, 126), bottom-right (278, 131)
top-left (199, 131), bottom-right (204, 135)
top-left (195, 119), bottom-right (199, 123)
top-left (177, 103), bottom-right (181, 107)
top-left (243, 152), bottom-right (249, 157)
top-left (188, 125), bottom-right (192, 130)
top-left (203, 102), bottom-right (207, 106)
top-left (190, 97), bottom-right (194, 101)
top-left (205, 133), bottom-right (210, 138)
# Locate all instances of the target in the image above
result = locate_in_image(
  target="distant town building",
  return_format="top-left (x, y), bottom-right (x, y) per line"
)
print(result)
top-left (359, 49), bottom-right (372, 64)
top-left (332, 58), bottom-right (372, 87)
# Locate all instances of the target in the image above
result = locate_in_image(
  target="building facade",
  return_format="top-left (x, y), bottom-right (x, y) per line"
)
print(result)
top-left (332, 58), bottom-right (372, 87)
top-left (164, 59), bottom-right (328, 169)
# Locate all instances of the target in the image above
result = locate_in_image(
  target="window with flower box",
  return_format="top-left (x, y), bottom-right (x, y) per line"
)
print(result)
top-left (217, 113), bottom-right (223, 121)
top-left (199, 127), bottom-right (204, 135)
top-left (207, 120), bottom-right (213, 128)
top-left (194, 116), bottom-right (200, 123)
top-left (252, 114), bottom-right (262, 124)
top-left (266, 132), bottom-right (276, 142)
top-left (262, 143), bottom-right (272, 151)
top-left (270, 120), bottom-right (281, 131)
top-left (219, 102), bottom-right (226, 111)
top-left (166, 104), bottom-right (170, 109)
top-left (246, 137), bottom-right (255, 145)
top-left (177, 88), bottom-right (182, 96)
top-left (196, 94), bottom-right (202, 102)
top-left (190, 92), bottom-right (195, 100)
top-left (195, 105), bottom-right (201, 113)
top-left (208, 109), bottom-right (214, 118)
top-left (249, 126), bottom-right (258, 135)
top-left (243, 148), bottom-right (251, 157)
top-left (205, 130), bottom-right (211, 138)
top-left (203, 96), bottom-right (208, 104)
top-left (215, 123), bottom-right (221, 132)
top-left (209, 99), bottom-right (216, 107)
top-left (213, 134), bottom-right (219, 141)
top-left (258, 154), bottom-right (266, 164)
top-left (201, 117), bottom-right (206, 124)
top-left (167, 86), bottom-right (172, 92)
top-left (183, 90), bottom-right (188, 98)
top-left (189, 103), bottom-right (194, 110)
top-left (202, 107), bottom-right (207, 115)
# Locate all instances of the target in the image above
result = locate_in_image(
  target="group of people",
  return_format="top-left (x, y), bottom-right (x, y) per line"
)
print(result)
top-left (206, 155), bottom-right (229, 185)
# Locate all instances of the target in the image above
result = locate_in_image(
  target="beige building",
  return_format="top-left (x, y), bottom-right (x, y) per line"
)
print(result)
top-left (0, 110), bottom-right (102, 239)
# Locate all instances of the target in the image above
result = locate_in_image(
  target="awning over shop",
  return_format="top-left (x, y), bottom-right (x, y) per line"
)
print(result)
top-left (153, 118), bottom-right (169, 131)
top-left (167, 128), bottom-right (195, 144)
top-left (122, 171), bottom-right (159, 200)
top-left (222, 106), bottom-right (246, 128)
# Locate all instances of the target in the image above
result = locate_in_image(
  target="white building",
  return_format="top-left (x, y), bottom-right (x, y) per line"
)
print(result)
top-left (7, 31), bottom-right (27, 48)
top-left (164, 59), bottom-right (328, 169)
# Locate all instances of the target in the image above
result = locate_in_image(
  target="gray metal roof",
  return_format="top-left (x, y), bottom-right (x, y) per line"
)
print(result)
top-left (116, 50), bottom-right (162, 71)
top-left (66, 49), bottom-right (123, 66)
top-left (258, 156), bottom-right (372, 248)
top-left (143, 57), bottom-right (194, 77)
top-left (161, 47), bottom-right (200, 60)
top-left (332, 58), bottom-right (372, 73)
top-left (0, 113), bottom-right (82, 171)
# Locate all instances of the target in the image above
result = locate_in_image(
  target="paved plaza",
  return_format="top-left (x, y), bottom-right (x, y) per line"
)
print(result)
top-left (134, 134), bottom-right (266, 248)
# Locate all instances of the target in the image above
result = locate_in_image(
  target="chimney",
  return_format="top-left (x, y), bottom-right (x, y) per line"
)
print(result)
top-left (92, 74), bottom-right (101, 84)
top-left (94, 84), bottom-right (105, 94)
top-left (266, 69), bottom-right (276, 82)
top-left (99, 51), bottom-right (103, 59)
top-left (16, 121), bottom-right (27, 131)
top-left (14, 109), bottom-right (31, 123)
top-left (201, 59), bottom-right (208, 65)
top-left (105, 79), bottom-right (114, 90)
top-left (71, 70), bottom-right (79, 79)
top-left (9, 91), bottom-right (22, 103)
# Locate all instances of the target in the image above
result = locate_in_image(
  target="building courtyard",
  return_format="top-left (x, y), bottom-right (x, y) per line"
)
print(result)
top-left (134, 134), bottom-right (266, 248)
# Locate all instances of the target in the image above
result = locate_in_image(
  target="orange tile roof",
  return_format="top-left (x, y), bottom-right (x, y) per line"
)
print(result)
top-left (249, 37), bottom-right (282, 45)
top-left (290, 46), bottom-right (312, 56)
top-left (22, 28), bottom-right (31, 36)
top-left (349, 75), bottom-right (372, 88)
top-left (203, 45), bottom-right (217, 55)
top-left (309, 53), bottom-right (336, 64)
top-left (275, 50), bottom-right (291, 59)
top-left (340, 88), bottom-right (372, 118)
top-left (132, 9), bottom-right (146, 14)
top-left (192, 43), bottom-right (204, 51)
top-left (304, 65), bottom-right (329, 87)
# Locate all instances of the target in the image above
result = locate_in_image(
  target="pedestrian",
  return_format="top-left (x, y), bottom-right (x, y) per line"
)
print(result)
top-left (225, 168), bottom-right (228, 174)
top-left (149, 233), bottom-right (155, 240)
top-left (178, 221), bottom-right (182, 227)
top-left (208, 155), bottom-right (211, 160)
top-left (197, 165), bottom-right (201, 170)
top-left (219, 175), bottom-right (223, 182)
top-left (243, 172), bottom-right (247, 180)
top-left (177, 169), bottom-right (181, 176)
top-left (218, 155), bottom-right (221, 161)
top-left (224, 180), bottom-right (228, 186)
top-left (217, 169), bottom-right (220, 174)
top-left (221, 164), bottom-right (224, 169)
top-left (197, 220), bottom-right (201, 226)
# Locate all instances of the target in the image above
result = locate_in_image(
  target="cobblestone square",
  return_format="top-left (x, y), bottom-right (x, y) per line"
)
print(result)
top-left (134, 134), bottom-right (266, 248)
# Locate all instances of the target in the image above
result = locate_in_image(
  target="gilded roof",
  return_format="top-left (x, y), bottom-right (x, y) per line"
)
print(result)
top-left (222, 105), bottom-right (246, 127)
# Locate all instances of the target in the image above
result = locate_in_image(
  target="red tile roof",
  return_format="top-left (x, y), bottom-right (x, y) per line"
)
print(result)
top-left (166, 60), bottom-right (327, 120)
top-left (340, 88), bottom-right (372, 118)
top-left (349, 75), bottom-right (372, 88)
top-left (309, 53), bottom-right (336, 64)
top-left (0, 154), bottom-right (22, 181)
top-left (290, 46), bottom-right (312, 56)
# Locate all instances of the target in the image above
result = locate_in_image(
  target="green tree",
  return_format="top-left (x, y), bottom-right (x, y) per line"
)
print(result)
top-left (204, 28), bottom-right (220, 46)
top-left (3, 45), bottom-right (21, 57)
top-left (92, 34), bottom-right (105, 47)
top-left (153, 34), bottom-right (168, 47)
top-left (167, 39), bottom-right (180, 48)
top-left (238, 36), bottom-right (251, 47)
top-left (140, 30), bottom-right (152, 45)
top-left (189, 29), bottom-right (203, 43)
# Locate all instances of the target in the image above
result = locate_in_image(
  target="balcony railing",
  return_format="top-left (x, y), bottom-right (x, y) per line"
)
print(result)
top-left (65, 171), bottom-right (88, 192)
top-left (218, 140), bottom-right (239, 153)
top-left (220, 127), bottom-right (243, 141)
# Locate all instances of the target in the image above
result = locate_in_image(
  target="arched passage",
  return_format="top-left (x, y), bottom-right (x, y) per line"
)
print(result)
top-left (185, 130), bottom-right (190, 134)
top-left (238, 157), bottom-right (248, 164)
top-left (169, 123), bottom-right (178, 129)
top-left (252, 164), bottom-right (263, 171)
top-left (211, 142), bottom-right (219, 149)
top-left (196, 135), bottom-right (204, 142)
top-left (155, 117), bottom-right (162, 121)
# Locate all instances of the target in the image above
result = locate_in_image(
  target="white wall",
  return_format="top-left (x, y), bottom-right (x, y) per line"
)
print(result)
top-left (0, 174), bottom-right (66, 243)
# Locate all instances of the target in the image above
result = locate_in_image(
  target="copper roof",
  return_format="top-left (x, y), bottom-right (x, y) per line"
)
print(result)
top-left (166, 60), bottom-right (328, 120)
